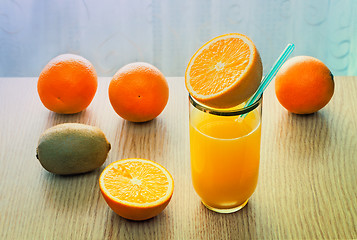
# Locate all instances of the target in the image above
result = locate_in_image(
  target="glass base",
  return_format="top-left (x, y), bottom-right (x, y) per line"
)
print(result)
top-left (201, 199), bottom-right (249, 213)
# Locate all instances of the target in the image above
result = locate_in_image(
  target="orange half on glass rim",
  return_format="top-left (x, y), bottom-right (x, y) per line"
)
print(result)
top-left (99, 158), bottom-right (174, 221)
top-left (185, 33), bottom-right (263, 108)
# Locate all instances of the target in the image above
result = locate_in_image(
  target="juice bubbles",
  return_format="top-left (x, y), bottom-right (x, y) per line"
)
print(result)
top-left (189, 95), bottom-right (262, 213)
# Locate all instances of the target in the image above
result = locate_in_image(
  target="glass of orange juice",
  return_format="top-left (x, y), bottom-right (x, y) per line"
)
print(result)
top-left (189, 94), bottom-right (262, 213)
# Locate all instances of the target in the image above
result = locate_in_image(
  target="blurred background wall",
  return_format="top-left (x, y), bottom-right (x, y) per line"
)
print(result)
top-left (0, 0), bottom-right (356, 77)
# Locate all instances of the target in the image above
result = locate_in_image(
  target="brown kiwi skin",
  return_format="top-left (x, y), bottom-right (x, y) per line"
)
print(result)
top-left (36, 123), bottom-right (111, 175)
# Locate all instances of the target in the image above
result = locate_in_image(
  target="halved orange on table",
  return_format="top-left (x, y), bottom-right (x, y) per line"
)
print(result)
top-left (185, 33), bottom-right (263, 108)
top-left (99, 158), bottom-right (174, 221)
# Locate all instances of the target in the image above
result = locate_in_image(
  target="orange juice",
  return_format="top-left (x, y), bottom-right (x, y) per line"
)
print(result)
top-left (189, 95), bottom-right (262, 213)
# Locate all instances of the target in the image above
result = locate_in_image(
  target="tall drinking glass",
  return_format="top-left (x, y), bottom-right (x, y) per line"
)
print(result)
top-left (189, 95), bottom-right (262, 213)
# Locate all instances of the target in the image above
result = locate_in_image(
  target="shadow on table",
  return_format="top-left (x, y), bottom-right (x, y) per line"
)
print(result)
top-left (39, 166), bottom-right (104, 215)
top-left (189, 200), bottom-right (259, 239)
top-left (43, 109), bottom-right (94, 129)
top-left (104, 207), bottom-right (171, 238)
top-left (111, 117), bottom-right (169, 164)
top-left (280, 110), bottom-right (333, 164)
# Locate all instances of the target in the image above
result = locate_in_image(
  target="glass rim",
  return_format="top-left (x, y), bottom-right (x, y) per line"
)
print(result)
top-left (189, 94), bottom-right (262, 116)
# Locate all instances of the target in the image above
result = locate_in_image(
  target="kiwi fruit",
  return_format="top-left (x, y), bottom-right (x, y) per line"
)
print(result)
top-left (36, 123), bottom-right (111, 175)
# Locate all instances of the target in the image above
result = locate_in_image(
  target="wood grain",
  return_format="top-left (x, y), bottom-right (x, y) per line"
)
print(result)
top-left (0, 77), bottom-right (356, 239)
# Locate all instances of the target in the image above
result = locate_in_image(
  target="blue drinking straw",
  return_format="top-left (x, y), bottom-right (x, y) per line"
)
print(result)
top-left (241, 43), bottom-right (295, 118)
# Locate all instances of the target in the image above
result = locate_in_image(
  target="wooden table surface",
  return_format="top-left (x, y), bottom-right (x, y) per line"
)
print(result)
top-left (0, 76), bottom-right (356, 239)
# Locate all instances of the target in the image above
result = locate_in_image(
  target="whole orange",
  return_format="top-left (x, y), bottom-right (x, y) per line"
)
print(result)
top-left (109, 62), bottom-right (169, 122)
top-left (37, 54), bottom-right (97, 114)
top-left (275, 56), bottom-right (334, 114)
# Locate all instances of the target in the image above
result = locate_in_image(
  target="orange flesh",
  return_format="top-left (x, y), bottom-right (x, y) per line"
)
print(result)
top-left (189, 38), bottom-right (250, 96)
top-left (102, 161), bottom-right (169, 204)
